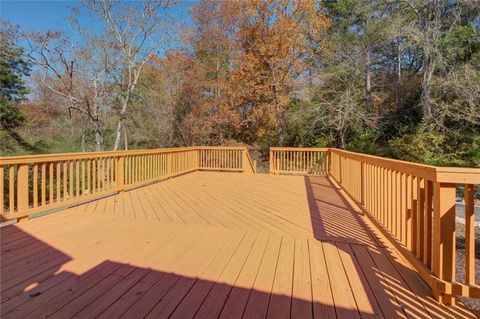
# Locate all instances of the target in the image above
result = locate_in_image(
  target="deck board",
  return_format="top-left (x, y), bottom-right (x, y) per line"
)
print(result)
top-left (0, 172), bottom-right (476, 319)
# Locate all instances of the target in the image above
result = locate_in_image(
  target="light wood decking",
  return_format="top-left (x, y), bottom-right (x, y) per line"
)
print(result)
top-left (0, 172), bottom-right (476, 318)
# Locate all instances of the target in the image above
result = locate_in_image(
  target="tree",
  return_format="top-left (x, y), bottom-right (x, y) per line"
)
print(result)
top-left (84, 0), bottom-right (175, 150)
top-left (25, 30), bottom-right (117, 151)
top-left (230, 0), bottom-right (329, 144)
top-left (0, 22), bottom-right (32, 154)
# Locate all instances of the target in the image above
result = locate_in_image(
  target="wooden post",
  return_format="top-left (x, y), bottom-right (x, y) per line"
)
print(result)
top-left (425, 180), bottom-right (433, 268)
top-left (417, 179), bottom-right (425, 260)
top-left (16, 163), bottom-right (29, 215)
top-left (465, 184), bottom-right (475, 285)
top-left (411, 176), bottom-right (418, 255)
top-left (116, 156), bottom-right (124, 192)
top-left (269, 149), bottom-right (273, 174)
top-left (242, 149), bottom-right (252, 174)
top-left (432, 182), bottom-right (456, 305)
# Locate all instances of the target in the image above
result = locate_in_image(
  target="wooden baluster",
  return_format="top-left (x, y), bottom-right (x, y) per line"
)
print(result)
top-left (33, 164), bottom-right (38, 208)
top-left (380, 168), bottom-right (385, 226)
top-left (9, 165), bottom-right (15, 213)
top-left (92, 159), bottom-right (97, 193)
top-left (135, 156), bottom-right (139, 183)
top-left (69, 160), bottom-right (74, 198)
top-left (56, 162), bottom-right (61, 201)
top-left (81, 160), bottom-right (85, 195)
top-left (167, 153), bottom-right (172, 176)
top-left (63, 161), bottom-right (68, 200)
top-left (372, 166), bottom-right (376, 218)
top-left (48, 163), bottom-right (53, 204)
top-left (395, 171), bottom-right (402, 241)
top-left (101, 158), bottom-right (105, 189)
top-left (389, 169), bottom-right (393, 234)
top-left (363, 163), bottom-right (367, 208)
top-left (75, 160), bottom-right (80, 196)
top-left (405, 174), bottom-right (412, 250)
top-left (117, 156), bottom-right (124, 192)
top-left (106, 158), bottom-right (110, 187)
top-left (87, 160), bottom-right (91, 194)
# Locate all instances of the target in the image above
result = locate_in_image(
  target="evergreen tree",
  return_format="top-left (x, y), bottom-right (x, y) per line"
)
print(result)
top-left (0, 23), bottom-right (32, 154)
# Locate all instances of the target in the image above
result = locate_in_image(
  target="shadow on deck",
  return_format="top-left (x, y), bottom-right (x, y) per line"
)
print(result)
top-left (0, 172), bottom-right (476, 318)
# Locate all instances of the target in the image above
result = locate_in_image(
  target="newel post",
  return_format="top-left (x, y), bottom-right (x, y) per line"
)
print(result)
top-left (432, 181), bottom-right (456, 304)
top-left (116, 155), bottom-right (125, 192)
top-left (269, 149), bottom-right (273, 174)
top-left (360, 161), bottom-right (365, 206)
top-left (16, 163), bottom-right (29, 215)
top-left (242, 148), bottom-right (250, 173)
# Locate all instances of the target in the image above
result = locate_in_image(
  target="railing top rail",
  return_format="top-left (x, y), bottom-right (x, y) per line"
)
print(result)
top-left (0, 147), bottom-right (197, 164)
top-left (270, 147), bottom-right (329, 151)
top-left (330, 148), bottom-right (480, 184)
top-left (197, 146), bottom-right (247, 150)
top-left (0, 146), bottom-right (248, 165)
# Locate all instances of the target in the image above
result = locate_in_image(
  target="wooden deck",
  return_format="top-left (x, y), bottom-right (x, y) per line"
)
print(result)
top-left (0, 172), bottom-right (476, 318)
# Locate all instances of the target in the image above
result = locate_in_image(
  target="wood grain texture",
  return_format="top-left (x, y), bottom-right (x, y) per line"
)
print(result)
top-left (0, 172), bottom-right (476, 318)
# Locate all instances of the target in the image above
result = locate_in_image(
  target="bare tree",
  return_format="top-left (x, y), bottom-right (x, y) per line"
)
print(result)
top-left (85, 0), bottom-right (175, 150)
top-left (25, 31), bottom-right (117, 151)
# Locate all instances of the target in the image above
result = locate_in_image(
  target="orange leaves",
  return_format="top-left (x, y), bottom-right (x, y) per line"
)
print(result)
top-left (142, 0), bottom-right (330, 144)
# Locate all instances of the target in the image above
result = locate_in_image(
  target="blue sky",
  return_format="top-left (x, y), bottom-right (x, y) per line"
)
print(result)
top-left (1, 1), bottom-right (78, 33)
top-left (1, 1), bottom-right (196, 42)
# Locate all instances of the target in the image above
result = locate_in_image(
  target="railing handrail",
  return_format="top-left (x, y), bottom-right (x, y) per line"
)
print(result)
top-left (330, 148), bottom-right (480, 184)
top-left (270, 147), bottom-right (329, 151)
top-left (0, 146), bottom-right (252, 165)
top-left (269, 147), bottom-right (480, 183)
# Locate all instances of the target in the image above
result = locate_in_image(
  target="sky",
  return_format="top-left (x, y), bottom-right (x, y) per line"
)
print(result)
top-left (1, 0), bottom-right (196, 49)
top-left (1, 1), bottom-right (79, 34)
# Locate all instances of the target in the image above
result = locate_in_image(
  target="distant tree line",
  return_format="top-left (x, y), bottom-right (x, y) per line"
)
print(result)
top-left (1, 0), bottom-right (479, 167)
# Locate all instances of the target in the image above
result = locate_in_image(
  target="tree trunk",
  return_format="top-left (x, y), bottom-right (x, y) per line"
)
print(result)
top-left (421, 59), bottom-right (435, 120)
top-left (338, 127), bottom-right (346, 149)
top-left (365, 49), bottom-right (372, 111)
top-left (113, 119), bottom-right (123, 151)
top-left (123, 127), bottom-right (128, 150)
top-left (395, 40), bottom-right (402, 110)
top-left (272, 84), bottom-right (284, 144)
top-left (94, 117), bottom-right (103, 151)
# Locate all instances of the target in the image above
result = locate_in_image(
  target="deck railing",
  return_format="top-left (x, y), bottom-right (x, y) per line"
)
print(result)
top-left (0, 146), bottom-right (255, 221)
top-left (270, 147), bottom-right (480, 304)
top-left (269, 147), bottom-right (329, 175)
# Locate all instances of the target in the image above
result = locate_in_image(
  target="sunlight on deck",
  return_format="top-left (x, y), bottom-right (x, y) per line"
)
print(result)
top-left (1, 172), bottom-right (476, 318)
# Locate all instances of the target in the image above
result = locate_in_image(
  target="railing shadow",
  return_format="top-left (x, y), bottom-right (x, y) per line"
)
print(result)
top-left (303, 175), bottom-right (476, 319)
top-left (0, 224), bottom-right (358, 319)
top-left (304, 176), bottom-right (376, 245)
